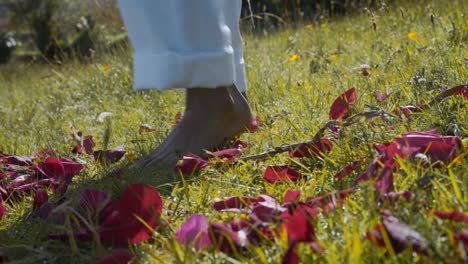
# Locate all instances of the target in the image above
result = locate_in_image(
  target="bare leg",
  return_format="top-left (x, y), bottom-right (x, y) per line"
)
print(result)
top-left (132, 85), bottom-right (252, 168)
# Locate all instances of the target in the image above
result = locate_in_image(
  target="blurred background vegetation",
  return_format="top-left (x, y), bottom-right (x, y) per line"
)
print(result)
top-left (0, 0), bottom-right (389, 64)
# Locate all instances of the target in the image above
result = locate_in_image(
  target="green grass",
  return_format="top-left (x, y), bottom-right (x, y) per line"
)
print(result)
top-left (0, 0), bottom-right (467, 263)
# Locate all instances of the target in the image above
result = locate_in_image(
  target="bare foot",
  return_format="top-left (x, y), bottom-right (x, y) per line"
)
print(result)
top-left (132, 85), bottom-right (253, 169)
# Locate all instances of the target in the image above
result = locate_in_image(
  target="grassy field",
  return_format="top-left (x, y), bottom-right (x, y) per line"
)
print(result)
top-left (0, 0), bottom-right (467, 263)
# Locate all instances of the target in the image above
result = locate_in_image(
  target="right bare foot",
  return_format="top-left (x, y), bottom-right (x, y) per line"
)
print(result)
top-left (131, 85), bottom-right (253, 169)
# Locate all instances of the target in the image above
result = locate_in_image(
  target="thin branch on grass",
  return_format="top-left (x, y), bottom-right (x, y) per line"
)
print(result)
top-left (241, 110), bottom-right (397, 161)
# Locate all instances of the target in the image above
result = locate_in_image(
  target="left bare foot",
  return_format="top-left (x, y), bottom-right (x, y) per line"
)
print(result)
top-left (131, 85), bottom-right (253, 169)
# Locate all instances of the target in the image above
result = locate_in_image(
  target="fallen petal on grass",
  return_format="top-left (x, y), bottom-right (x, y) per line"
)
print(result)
top-left (174, 154), bottom-right (210, 175)
top-left (176, 214), bottom-right (212, 250)
top-left (263, 165), bottom-right (303, 183)
top-left (329, 87), bottom-right (357, 120)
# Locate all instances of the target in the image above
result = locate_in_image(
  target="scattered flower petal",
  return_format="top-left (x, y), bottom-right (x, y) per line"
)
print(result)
top-left (93, 146), bottom-right (126, 164)
top-left (428, 210), bottom-right (468, 223)
top-left (329, 87), bottom-right (357, 120)
top-left (373, 89), bottom-right (390, 102)
top-left (263, 165), bottom-right (303, 183)
top-left (212, 196), bottom-right (259, 212)
top-left (208, 148), bottom-right (242, 161)
top-left (249, 115), bottom-right (261, 132)
top-left (174, 154), bottom-right (210, 174)
top-left (283, 190), bottom-right (301, 204)
top-left (176, 214), bottom-right (212, 250)
top-left (33, 189), bottom-right (48, 210)
top-left (367, 213), bottom-right (428, 255)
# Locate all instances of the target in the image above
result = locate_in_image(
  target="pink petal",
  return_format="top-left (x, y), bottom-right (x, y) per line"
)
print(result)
top-left (373, 89), bottom-right (391, 102)
top-left (329, 87), bottom-right (357, 120)
top-left (397, 105), bottom-right (419, 115)
top-left (209, 148), bottom-right (242, 161)
top-left (174, 154), bottom-right (210, 175)
top-left (374, 166), bottom-right (394, 197)
top-left (232, 140), bottom-right (248, 149)
top-left (248, 115), bottom-right (261, 132)
top-left (3, 156), bottom-right (35, 166)
top-left (250, 195), bottom-right (286, 223)
top-left (212, 196), bottom-right (259, 212)
top-left (263, 165), bottom-right (303, 183)
top-left (367, 214), bottom-right (428, 255)
top-left (176, 214), bottom-right (212, 250)
top-left (288, 138), bottom-right (333, 159)
top-left (94, 249), bottom-right (132, 264)
top-left (209, 222), bottom-right (246, 254)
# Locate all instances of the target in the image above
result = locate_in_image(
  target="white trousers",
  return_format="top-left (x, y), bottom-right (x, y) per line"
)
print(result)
top-left (117, 0), bottom-right (247, 92)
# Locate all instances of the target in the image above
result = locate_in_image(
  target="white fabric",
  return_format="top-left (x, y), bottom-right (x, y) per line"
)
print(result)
top-left (117, 0), bottom-right (247, 92)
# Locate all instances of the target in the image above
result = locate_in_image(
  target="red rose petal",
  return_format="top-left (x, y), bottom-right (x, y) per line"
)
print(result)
top-left (283, 189), bottom-right (301, 204)
top-left (33, 189), bottom-right (48, 210)
top-left (98, 184), bottom-right (163, 245)
top-left (263, 165), bottom-right (303, 183)
top-left (429, 210), bottom-right (468, 223)
top-left (174, 154), bottom-right (210, 175)
top-left (329, 87), bottom-right (357, 120)
top-left (39, 157), bottom-right (65, 178)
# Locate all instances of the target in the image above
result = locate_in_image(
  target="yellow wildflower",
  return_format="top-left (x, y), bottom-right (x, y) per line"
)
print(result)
top-left (127, 151), bottom-right (136, 162)
top-left (289, 54), bottom-right (299, 62)
top-left (320, 23), bottom-right (328, 28)
top-left (100, 65), bottom-right (110, 71)
top-left (330, 54), bottom-right (338, 60)
top-left (306, 24), bottom-right (314, 30)
top-left (407, 31), bottom-right (418, 39)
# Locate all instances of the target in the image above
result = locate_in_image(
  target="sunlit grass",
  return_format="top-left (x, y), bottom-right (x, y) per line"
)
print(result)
top-left (0, 0), bottom-right (466, 263)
